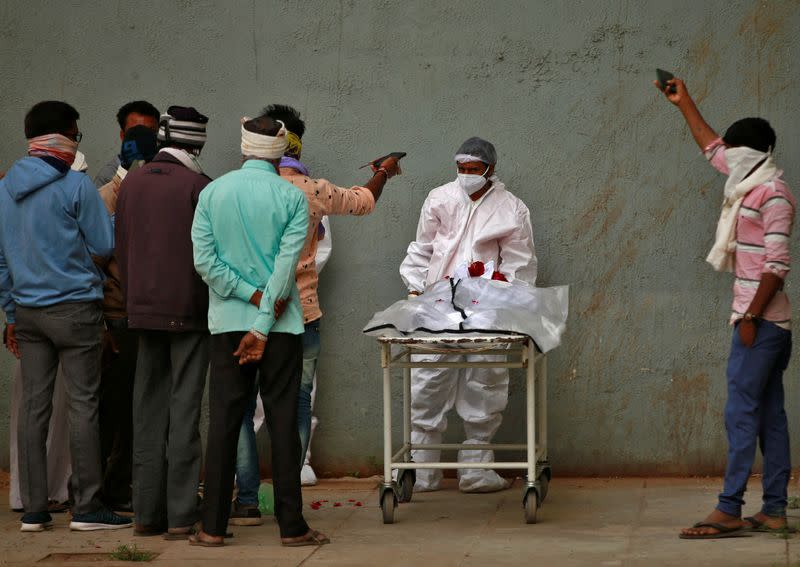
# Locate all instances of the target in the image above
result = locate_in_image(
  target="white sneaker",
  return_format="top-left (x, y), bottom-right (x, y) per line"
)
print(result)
top-left (20, 512), bottom-right (54, 532)
top-left (301, 464), bottom-right (318, 486)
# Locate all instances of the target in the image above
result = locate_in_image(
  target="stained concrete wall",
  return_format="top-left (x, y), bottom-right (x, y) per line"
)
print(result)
top-left (0, 0), bottom-right (799, 476)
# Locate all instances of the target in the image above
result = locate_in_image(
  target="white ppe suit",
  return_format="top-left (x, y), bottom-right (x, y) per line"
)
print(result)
top-left (400, 177), bottom-right (537, 492)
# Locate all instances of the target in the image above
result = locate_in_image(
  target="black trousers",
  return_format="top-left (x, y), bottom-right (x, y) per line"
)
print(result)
top-left (202, 332), bottom-right (309, 538)
top-left (99, 322), bottom-right (137, 506)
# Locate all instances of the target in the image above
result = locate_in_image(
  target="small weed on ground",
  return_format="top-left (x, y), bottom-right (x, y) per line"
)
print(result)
top-left (109, 545), bottom-right (156, 562)
top-left (772, 527), bottom-right (794, 539)
top-left (788, 496), bottom-right (800, 509)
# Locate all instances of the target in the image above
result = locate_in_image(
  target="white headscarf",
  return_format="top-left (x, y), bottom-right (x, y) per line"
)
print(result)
top-left (240, 118), bottom-right (288, 159)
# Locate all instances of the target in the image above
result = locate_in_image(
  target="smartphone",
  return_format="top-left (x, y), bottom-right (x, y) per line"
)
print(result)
top-left (656, 68), bottom-right (677, 94)
top-left (359, 152), bottom-right (407, 169)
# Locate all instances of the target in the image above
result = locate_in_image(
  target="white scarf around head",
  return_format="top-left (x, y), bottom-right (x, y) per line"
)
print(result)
top-left (706, 147), bottom-right (779, 272)
top-left (240, 118), bottom-right (288, 159)
top-left (160, 147), bottom-right (204, 174)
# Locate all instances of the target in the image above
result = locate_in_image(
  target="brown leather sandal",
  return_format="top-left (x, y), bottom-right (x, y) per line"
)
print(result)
top-left (281, 529), bottom-right (330, 547)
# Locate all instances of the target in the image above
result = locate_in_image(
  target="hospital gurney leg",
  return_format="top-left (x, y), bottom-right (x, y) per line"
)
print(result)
top-left (524, 339), bottom-right (539, 523)
top-left (397, 350), bottom-right (415, 503)
top-left (537, 351), bottom-right (550, 502)
top-left (380, 343), bottom-right (397, 523)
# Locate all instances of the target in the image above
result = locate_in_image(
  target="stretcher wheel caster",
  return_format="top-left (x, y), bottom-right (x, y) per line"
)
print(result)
top-left (538, 473), bottom-right (550, 503)
top-left (381, 488), bottom-right (396, 524)
top-left (523, 488), bottom-right (539, 524)
top-left (397, 469), bottom-right (415, 503)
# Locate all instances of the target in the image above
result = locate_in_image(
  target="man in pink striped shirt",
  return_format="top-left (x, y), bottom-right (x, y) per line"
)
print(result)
top-left (657, 77), bottom-right (794, 539)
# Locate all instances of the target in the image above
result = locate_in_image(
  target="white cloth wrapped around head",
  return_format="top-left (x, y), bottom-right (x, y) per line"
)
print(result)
top-left (241, 117), bottom-right (288, 159)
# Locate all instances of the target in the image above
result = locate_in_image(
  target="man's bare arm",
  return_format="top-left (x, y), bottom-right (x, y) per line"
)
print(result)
top-left (655, 78), bottom-right (718, 151)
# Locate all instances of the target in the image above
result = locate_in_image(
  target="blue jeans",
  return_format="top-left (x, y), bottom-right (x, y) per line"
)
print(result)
top-left (235, 384), bottom-right (259, 506)
top-left (298, 320), bottom-right (321, 466)
top-left (717, 320), bottom-right (792, 517)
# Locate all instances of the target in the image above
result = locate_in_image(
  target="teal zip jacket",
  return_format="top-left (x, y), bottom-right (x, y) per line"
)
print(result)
top-left (191, 160), bottom-right (308, 335)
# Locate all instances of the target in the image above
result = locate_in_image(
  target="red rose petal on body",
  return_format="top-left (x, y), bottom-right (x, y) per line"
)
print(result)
top-left (491, 271), bottom-right (508, 282)
top-left (468, 261), bottom-right (485, 277)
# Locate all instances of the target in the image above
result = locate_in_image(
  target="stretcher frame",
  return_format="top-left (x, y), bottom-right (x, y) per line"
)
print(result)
top-left (375, 333), bottom-right (550, 524)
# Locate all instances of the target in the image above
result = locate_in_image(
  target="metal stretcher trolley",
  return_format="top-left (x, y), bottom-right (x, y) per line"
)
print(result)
top-left (376, 333), bottom-right (550, 524)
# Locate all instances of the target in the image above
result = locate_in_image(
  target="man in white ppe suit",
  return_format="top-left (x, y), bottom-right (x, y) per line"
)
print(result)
top-left (400, 137), bottom-right (537, 492)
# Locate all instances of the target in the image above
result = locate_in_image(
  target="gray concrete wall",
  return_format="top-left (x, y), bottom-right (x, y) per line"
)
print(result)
top-left (1, 0), bottom-right (798, 476)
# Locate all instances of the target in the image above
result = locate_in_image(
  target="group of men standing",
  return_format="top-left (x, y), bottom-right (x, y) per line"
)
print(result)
top-left (0, 95), bottom-right (415, 547)
top-left (0, 92), bottom-right (543, 547)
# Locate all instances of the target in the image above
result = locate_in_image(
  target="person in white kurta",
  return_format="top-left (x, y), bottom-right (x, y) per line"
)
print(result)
top-left (400, 137), bottom-right (537, 492)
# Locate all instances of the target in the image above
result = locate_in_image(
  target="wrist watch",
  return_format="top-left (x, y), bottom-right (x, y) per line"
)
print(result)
top-left (743, 312), bottom-right (759, 321)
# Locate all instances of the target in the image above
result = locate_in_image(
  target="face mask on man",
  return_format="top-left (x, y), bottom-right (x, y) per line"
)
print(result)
top-left (457, 164), bottom-right (490, 196)
top-left (723, 145), bottom-right (769, 197)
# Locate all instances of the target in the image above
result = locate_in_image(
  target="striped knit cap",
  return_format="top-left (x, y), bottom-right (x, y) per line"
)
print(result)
top-left (157, 106), bottom-right (208, 150)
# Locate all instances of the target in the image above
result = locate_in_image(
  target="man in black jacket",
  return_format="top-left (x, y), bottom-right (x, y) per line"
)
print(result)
top-left (116, 106), bottom-right (211, 539)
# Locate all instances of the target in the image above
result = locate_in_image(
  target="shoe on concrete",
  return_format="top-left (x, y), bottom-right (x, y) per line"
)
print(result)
top-left (21, 511), bottom-right (54, 532)
top-left (301, 464), bottom-right (318, 486)
top-left (229, 502), bottom-right (263, 526)
top-left (70, 509), bottom-right (133, 531)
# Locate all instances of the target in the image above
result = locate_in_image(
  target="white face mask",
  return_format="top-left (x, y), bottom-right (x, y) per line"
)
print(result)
top-left (723, 146), bottom-right (768, 197)
top-left (457, 165), bottom-right (490, 195)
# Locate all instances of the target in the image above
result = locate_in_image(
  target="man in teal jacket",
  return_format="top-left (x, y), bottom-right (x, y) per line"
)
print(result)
top-left (190, 114), bottom-right (327, 547)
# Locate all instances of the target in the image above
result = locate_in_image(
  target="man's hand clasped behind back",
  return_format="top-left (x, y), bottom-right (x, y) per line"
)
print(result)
top-left (234, 289), bottom-right (290, 365)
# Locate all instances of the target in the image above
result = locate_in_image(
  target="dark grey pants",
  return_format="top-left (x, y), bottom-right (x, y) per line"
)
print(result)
top-left (132, 330), bottom-right (209, 528)
top-left (15, 301), bottom-right (105, 516)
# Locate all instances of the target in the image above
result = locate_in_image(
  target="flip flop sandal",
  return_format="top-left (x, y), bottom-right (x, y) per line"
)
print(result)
top-left (188, 534), bottom-right (224, 547)
top-left (744, 516), bottom-right (798, 534)
top-left (281, 530), bottom-right (330, 547)
top-left (679, 522), bottom-right (752, 539)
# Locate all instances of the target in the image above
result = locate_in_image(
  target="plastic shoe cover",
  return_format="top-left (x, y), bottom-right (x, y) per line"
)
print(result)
top-left (458, 469), bottom-right (510, 493)
top-left (413, 468), bottom-right (443, 492)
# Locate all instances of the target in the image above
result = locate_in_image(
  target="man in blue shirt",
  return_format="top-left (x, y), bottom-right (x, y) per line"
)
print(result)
top-left (190, 115), bottom-right (327, 547)
top-left (0, 101), bottom-right (131, 532)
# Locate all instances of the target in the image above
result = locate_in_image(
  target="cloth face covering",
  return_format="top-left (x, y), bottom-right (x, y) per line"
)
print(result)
top-left (27, 134), bottom-right (78, 167)
top-left (240, 118), bottom-right (288, 159)
top-left (724, 146), bottom-right (771, 198)
top-left (457, 165), bottom-right (490, 196)
top-left (706, 146), bottom-right (778, 272)
top-left (160, 147), bottom-right (204, 175)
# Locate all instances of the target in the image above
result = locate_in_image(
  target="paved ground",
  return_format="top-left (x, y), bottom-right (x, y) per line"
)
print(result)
top-left (1, 476), bottom-right (800, 566)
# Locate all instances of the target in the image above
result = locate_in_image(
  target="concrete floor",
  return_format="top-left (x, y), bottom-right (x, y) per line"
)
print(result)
top-left (1, 476), bottom-right (799, 566)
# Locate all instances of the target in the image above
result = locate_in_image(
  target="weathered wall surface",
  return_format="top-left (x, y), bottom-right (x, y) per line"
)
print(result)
top-left (0, 0), bottom-right (798, 475)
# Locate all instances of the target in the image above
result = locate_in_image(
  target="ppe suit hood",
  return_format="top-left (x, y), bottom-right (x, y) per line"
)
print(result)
top-left (3, 157), bottom-right (67, 202)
